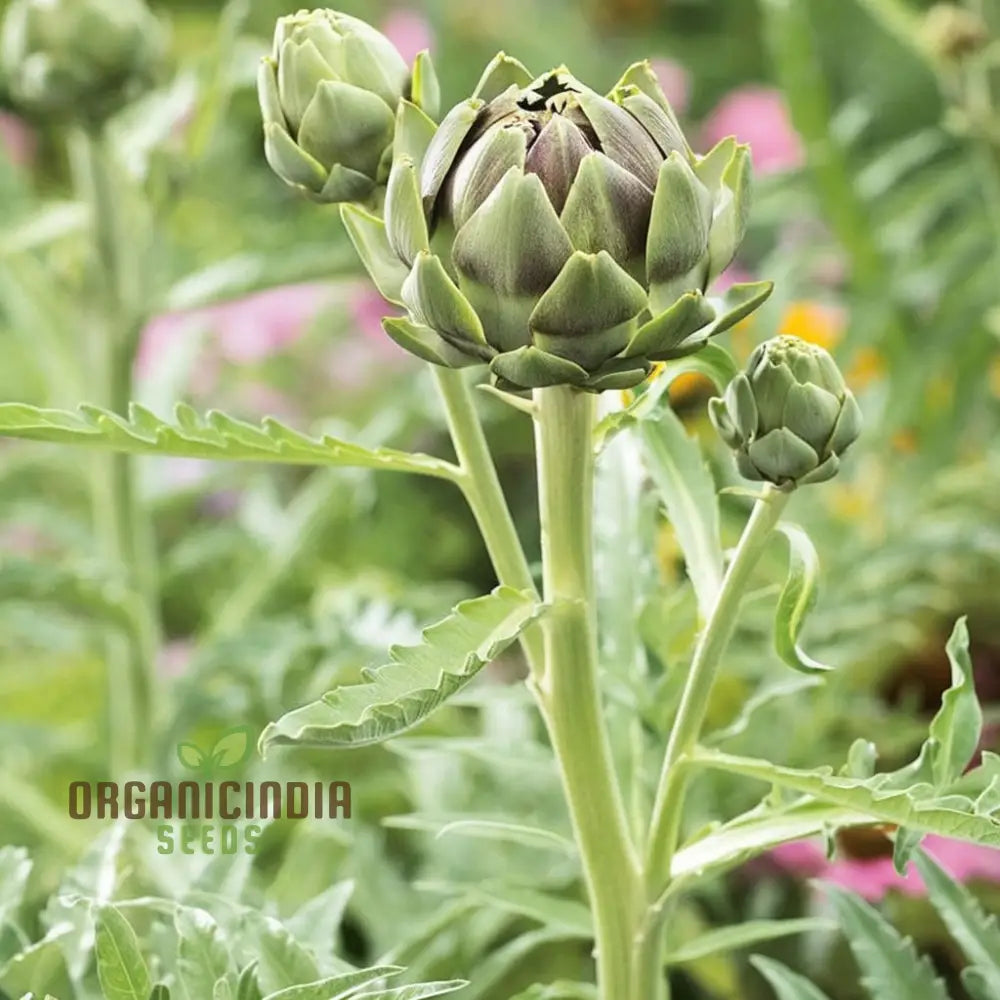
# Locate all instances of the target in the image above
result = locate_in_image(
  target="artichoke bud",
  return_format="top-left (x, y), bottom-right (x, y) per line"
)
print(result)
top-left (259, 8), bottom-right (439, 204)
top-left (0, 0), bottom-right (164, 124)
top-left (358, 55), bottom-right (772, 392)
top-left (709, 336), bottom-right (862, 488)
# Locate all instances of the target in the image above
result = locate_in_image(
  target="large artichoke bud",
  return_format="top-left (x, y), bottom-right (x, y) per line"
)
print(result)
top-left (349, 56), bottom-right (772, 392)
top-left (0, 0), bottom-right (163, 124)
top-left (709, 336), bottom-right (862, 488)
top-left (259, 8), bottom-right (439, 204)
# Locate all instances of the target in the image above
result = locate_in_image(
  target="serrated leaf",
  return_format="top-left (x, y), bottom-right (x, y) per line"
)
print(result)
top-left (351, 983), bottom-right (467, 1000)
top-left (750, 956), bottom-right (834, 1000)
top-left (929, 618), bottom-right (982, 786)
top-left (0, 404), bottom-right (459, 480)
top-left (825, 884), bottom-right (948, 1000)
top-left (383, 816), bottom-right (576, 857)
top-left (175, 906), bottom-right (232, 1000)
top-left (913, 850), bottom-right (1000, 990)
top-left (774, 524), bottom-right (831, 675)
top-left (693, 748), bottom-right (1000, 848)
top-left (639, 405), bottom-right (723, 620)
top-left (94, 905), bottom-right (152, 1000)
top-left (260, 588), bottom-right (544, 750)
top-left (261, 966), bottom-right (403, 1000)
top-left (670, 800), bottom-right (877, 883)
top-left (963, 966), bottom-right (1000, 1000)
top-left (664, 918), bottom-right (834, 965)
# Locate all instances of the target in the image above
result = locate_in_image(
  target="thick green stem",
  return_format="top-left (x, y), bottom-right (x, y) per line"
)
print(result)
top-left (79, 130), bottom-right (159, 774)
top-left (432, 367), bottom-right (545, 673)
top-left (532, 386), bottom-right (644, 1000)
top-left (646, 485), bottom-right (791, 895)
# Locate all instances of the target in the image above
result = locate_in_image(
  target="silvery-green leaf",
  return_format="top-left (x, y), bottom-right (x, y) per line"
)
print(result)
top-left (708, 396), bottom-right (740, 449)
top-left (705, 280), bottom-right (774, 335)
top-left (261, 966), bottom-right (404, 1000)
top-left (385, 156), bottom-right (430, 265)
top-left (410, 49), bottom-right (439, 119)
top-left (95, 905), bottom-right (152, 1000)
top-left (665, 918), bottom-right (834, 966)
top-left (560, 152), bottom-right (654, 274)
top-left (340, 204), bottom-right (409, 304)
top-left (929, 618), bottom-right (982, 787)
top-left (750, 956), bottom-right (834, 1000)
top-left (473, 52), bottom-right (534, 101)
top-left (0, 402), bottom-right (459, 479)
top-left (490, 346), bottom-right (590, 390)
top-left (530, 250), bottom-right (646, 368)
top-left (350, 982), bottom-right (467, 999)
top-left (582, 358), bottom-right (651, 391)
top-left (175, 907), bottom-right (232, 1000)
top-left (774, 523), bottom-right (831, 675)
top-left (826, 885), bottom-right (949, 1000)
top-left (260, 588), bottom-right (544, 750)
top-left (242, 914), bottom-right (319, 996)
top-left (453, 169), bottom-right (573, 353)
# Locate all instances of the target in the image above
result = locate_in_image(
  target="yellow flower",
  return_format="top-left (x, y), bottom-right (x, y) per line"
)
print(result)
top-left (778, 301), bottom-right (846, 349)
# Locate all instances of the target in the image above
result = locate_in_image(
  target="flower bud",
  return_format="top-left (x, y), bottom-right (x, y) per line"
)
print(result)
top-left (354, 56), bottom-right (773, 392)
top-left (0, 0), bottom-right (164, 124)
top-left (709, 336), bottom-right (862, 488)
top-left (923, 4), bottom-right (989, 61)
top-left (259, 8), bottom-right (438, 204)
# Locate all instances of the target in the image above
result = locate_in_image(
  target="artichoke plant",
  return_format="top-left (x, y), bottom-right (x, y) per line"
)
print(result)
top-left (0, 0), bottom-right (163, 124)
top-left (709, 336), bottom-right (862, 487)
top-left (345, 56), bottom-right (773, 392)
top-left (259, 8), bottom-right (439, 204)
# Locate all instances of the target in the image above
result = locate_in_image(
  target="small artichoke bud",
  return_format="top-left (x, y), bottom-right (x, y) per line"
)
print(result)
top-left (0, 0), bottom-right (164, 124)
top-left (709, 336), bottom-right (862, 488)
top-left (361, 57), bottom-right (774, 392)
top-left (259, 8), bottom-right (438, 204)
top-left (923, 4), bottom-right (990, 61)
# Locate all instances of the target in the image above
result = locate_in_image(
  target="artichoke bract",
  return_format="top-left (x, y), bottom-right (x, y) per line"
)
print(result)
top-left (259, 8), bottom-right (439, 204)
top-left (0, 0), bottom-right (163, 124)
top-left (346, 55), bottom-right (773, 392)
top-left (709, 336), bottom-right (862, 488)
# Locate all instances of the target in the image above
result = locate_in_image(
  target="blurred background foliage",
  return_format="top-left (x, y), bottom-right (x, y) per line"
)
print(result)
top-left (2, 0), bottom-right (1000, 998)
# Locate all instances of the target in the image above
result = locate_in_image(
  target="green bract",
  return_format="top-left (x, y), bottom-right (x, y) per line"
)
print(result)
top-left (259, 8), bottom-right (440, 204)
top-left (709, 336), bottom-right (862, 488)
top-left (0, 0), bottom-right (163, 124)
top-left (347, 55), bottom-right (772, 392)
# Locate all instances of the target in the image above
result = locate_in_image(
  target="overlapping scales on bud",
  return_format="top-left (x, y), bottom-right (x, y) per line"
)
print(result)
top-left (258, 8), bottom-right (439, 204)
top-left (0, 0), bottom-right (164, 124)
top-left (347, 54), bottom-right (772, 392)
top-left (709, 336), bottom-right (862, 488)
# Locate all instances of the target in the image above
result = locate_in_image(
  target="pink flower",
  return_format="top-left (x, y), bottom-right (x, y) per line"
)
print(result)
top-left (381, 8), bottom-right (434, 63)
top-left (0, 112), bottom-right (36, 168)
top-left (767, 835), bottom-right (1000, 901)
top-left (649, 58), bottom-right (690, 117)
top-left (138, 283), bottom-right (335, 377)
top-left (712, 264), bottom-right (755, 295)
top-left (701, 86), bottom-right (803, 175)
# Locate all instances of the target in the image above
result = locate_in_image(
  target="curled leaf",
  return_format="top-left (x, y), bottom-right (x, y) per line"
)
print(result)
top-left (774, 523), bottom-right (831, 675)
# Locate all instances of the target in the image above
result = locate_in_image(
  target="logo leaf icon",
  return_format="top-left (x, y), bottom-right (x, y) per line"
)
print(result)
top-left (177, 742), bottom-right (208, 771)
top-left (210, 726), bottom-right (252, 769)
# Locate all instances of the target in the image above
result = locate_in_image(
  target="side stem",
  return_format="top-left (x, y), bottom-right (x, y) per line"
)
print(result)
top-left (646, 485), bottom-right (791, 894)
top-left (432, 367), bottom-right (544, 673)
top-left (532, 385), bottom-right (643, 1000)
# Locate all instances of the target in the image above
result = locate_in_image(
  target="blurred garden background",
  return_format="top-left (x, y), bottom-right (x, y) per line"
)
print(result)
top-left (2, 0), bottom-right (1000, 998)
